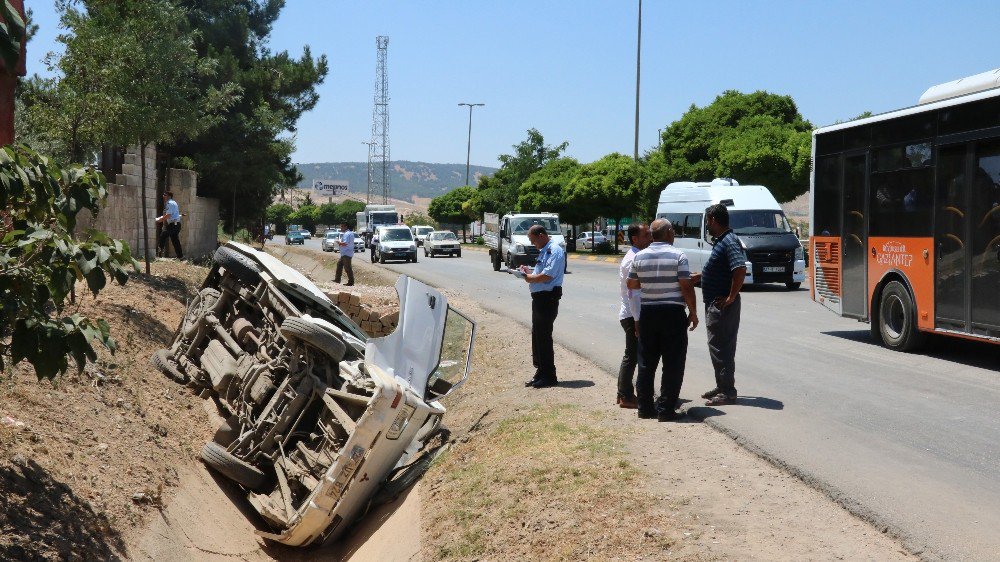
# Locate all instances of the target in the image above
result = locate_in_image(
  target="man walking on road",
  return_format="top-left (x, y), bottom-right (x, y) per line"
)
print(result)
top-left (616, 223), bottom-right (652, 409)
top-left (334, 222), bottom-right (356, 286)
top-left (627, 219), bottom-right (698, 421)
top-left (691, 204), bottom-right (747, 406)
top-left (519, 225), bottom-right (566, 389)
top-left (156, 191), bottom-right (183, 260)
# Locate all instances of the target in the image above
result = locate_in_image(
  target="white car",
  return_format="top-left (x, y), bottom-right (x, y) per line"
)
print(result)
top-left (412, 225), bottom-right (434, 246)
top-left (577, 231), bottom-right (607, 249)
top-left (424, 230), bottom-right (461, 258)
top-left (299, 229), bottom-right (312, 240)
top-left (374, 226), bottom-right (418, 263)
top-left (322, 231), bottom-right (340, 252)
top-left (152, 242), bottom-right (474, 547)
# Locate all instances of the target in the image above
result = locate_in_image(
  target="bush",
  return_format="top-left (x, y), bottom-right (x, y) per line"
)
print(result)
top-left (474, 236), bottom-right (484, 245)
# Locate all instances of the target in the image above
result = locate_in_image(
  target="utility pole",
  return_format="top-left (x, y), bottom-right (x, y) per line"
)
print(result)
top-left (458, 103), bottom-right (484, 186)
top-left (361, 140), bottom-right (375, 203)
top-left (633, 0), bottom-right (642, 161)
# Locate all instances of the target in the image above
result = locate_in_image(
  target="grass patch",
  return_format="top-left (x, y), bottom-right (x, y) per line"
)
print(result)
top-left (423, 404), bottom-right (674, 560)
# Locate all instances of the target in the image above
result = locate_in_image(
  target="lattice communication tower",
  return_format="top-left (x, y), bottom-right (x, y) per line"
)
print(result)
top-left (368, 36), bottom-right (390, 204)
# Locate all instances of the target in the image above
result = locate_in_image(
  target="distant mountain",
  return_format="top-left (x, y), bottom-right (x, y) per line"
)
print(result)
top-left (295, 161), bottom-right (497, 202)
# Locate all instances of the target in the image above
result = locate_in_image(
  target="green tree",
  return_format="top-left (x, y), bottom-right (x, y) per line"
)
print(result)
top-left (658, 90), bottom-right (812, 204)
top-left (290, 204), bottom-right (318, 231)
top-left (265, 203), bottom-right (293, 233)
top-left (517, 157), bottom-right (580, 213)
top-left (167, 1), bottom-right (328, 235)
top-left (471, 128), bottom-right (568, 217)
top-left (334, 199), bottom-right (365, 227)
top-left (403, 212), bottom-right (437, 229)
top-left (564, 153), bottom-right (642, 251)
top-left (0, 145), bottom-right (139, 379)
top-left (429, 186), bottom-right (475, 241)
top-left (316, 202), bottom-right (338, 226)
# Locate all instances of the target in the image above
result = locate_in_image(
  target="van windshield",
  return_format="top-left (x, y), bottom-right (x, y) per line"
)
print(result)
top-left (382, 229), bottom-right (413, 241)
top-left (729, 210), bottom-right (791, 235)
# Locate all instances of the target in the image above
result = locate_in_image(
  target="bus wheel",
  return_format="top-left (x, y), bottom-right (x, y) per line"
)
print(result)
top-left (878, 281), bottom-right (926, 352)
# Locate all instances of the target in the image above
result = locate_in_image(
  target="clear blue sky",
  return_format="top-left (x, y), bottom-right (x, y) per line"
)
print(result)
top-left (26, 1), bottom-right (1000, 168)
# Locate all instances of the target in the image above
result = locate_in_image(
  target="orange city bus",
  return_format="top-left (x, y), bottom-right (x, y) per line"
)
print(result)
top-left (810, 69), bottom-right (1000, 351)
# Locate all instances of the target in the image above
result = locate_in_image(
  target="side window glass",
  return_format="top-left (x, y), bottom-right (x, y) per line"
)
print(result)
top-left (684, 214), bottom-right (703, 238)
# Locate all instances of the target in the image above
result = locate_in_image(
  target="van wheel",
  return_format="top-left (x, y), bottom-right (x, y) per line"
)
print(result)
top-left (379, 252), bottom-right (386, 264)
top-left (182, 288), bottom-right (221, 338)
top-left (878, 281), bottom-right (926, 352)
top-left (152, 348), bottom-right (186, 383)
top-left (214, 247), bottom-right (261, 284)
top-left (785, 282), bottom-right (801, 290)
top-left (201, 442), bottom-right (267, 492)
top-left (280, 317), bottom-right (347, 362)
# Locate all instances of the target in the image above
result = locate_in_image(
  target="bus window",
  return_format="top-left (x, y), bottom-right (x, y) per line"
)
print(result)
top-left (870, 144), bottom-right (934, 237)
top-left (813, 155), bottom-right (841, 236)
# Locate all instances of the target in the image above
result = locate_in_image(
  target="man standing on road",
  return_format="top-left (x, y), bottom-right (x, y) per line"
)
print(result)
top-left (627, 219), bottom-right (698, 421)
top-left (616, 223), bottom-right (652, 409)
top-left (335, 222), bottom-right (356, 286)
top-left (519, 225), bottom-right (566, 389)
top-left (691, 204), bottom-right (747, 407)
top-left (156, 191), bottom-right (183, 260)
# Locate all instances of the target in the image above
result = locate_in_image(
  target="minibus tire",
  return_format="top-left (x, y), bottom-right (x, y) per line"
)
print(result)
top-left (877, 281), bottom-right (926, 352)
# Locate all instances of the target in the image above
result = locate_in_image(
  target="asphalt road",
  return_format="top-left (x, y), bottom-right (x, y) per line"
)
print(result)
top-left (283, 235), bottom-right (1000, 561)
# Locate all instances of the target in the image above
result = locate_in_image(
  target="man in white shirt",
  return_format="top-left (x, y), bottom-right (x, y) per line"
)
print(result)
top-left (616, 223), bottom-right (651, 409)
top-left (335, 222), bottom-right (356, 286)
top-left (156, 191), bottom-right (183, 259)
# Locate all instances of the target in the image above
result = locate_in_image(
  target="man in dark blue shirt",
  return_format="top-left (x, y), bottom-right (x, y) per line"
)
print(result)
top-left (691, 204), bottom-right (746, 406)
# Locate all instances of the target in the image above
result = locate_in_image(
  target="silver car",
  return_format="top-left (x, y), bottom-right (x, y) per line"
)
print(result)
top-left (424, 230), bottom-right (462, 258)
top-left (152, 242), bottom-right (474, 547)
top-left (322, 231), bottom-right (340, 252)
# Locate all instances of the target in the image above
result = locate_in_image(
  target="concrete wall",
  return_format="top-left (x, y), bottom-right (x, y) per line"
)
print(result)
top-left (77, 145), bottom-right (220, 261)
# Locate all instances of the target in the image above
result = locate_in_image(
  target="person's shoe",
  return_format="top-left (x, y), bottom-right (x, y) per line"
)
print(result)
top-left (658, 408), bottom-right (686, 422)
top-left (524, 378), bottom-right (540, 387)
top-left (344, 282), bottom-right (355, 286)
top-left (637, 409), bottom-right (656, 419)
top-left (616, 396), bottom-right (638, 409)
top-left (530, 378), bottom-right (558, 389)
top-left (701, 387), bottom-right (722, 399)
top-left (705, 393), bottom-right (737, 406)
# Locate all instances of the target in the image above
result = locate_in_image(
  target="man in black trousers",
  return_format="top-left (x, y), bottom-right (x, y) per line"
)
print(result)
top-left (518, 225), bottom-right (566, 389)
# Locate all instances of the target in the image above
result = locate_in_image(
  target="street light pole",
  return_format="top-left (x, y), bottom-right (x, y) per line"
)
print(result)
top-left (458, 102), bottom-right (484, 186)
top-left (633, 0), bottom-right (642, 161)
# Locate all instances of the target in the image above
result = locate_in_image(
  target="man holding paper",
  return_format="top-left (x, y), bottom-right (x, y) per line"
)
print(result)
top-left (518, 225), bottom-right (566, 389)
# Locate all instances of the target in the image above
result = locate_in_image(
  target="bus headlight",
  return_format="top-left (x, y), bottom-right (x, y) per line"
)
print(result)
top-left (794, 245), bottom-right (804, 261)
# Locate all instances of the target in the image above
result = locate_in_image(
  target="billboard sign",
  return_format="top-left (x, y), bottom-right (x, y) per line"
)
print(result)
top-left (314, 179), bottom-right (349, 196)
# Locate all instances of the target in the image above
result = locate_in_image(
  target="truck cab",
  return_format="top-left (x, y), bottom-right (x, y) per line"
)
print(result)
top-left (484, 212), bottom-right (566, 271)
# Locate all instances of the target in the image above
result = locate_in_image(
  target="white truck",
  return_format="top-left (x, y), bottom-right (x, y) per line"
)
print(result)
top-left (483, 212), bottom-right (565, 271)
top-left (356, 204), bottom-right (399, 246)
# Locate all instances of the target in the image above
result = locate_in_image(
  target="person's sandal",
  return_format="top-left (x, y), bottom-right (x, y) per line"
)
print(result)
top-left (616, 396), bottom-right (638, 409)
top-left (705, 393), bottom-right (736, 406)
top-left (701, 387), bottom-right (722, 399)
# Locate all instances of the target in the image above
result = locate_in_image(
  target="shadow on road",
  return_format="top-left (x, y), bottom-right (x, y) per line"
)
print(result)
top-left (735, 396), bottom-right (784, 410)
top-left (557, 379), bottom-right (596, 389)
top-left (823, 329), bottom-right (1000, 371)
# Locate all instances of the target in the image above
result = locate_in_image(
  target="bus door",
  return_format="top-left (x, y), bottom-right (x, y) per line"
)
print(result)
top-left (936, 138), bottom-right (1000, 335)
top-left (841, 152), bottom-right (869, 318)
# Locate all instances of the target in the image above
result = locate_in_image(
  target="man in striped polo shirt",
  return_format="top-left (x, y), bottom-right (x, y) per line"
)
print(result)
top-left (626, 219), bottom-right (699, 421)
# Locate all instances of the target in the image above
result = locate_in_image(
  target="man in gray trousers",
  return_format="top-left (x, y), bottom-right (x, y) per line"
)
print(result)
top-left (691, 204), bottom-right (746, 406)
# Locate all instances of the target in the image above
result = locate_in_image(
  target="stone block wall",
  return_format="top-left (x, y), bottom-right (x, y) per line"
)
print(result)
top-left (76, 145), bottom-right (221, 261)
top-left (328, 291), bottom-right (399, 337)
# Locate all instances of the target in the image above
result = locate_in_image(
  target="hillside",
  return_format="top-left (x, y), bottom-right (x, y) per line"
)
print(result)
top-left (295, 161), bottom-right (497, 203)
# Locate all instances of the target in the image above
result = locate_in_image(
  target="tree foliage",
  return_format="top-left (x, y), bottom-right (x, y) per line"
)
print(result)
top-left (468, 128), bottom-right (568, 217)
top-left (429, 186), bottom-right (475, 225)
top-left (403, 212), bottom-right (437, 229)
top-left (658, 90), bottom-right (812, 203)
top-left (564, 153), bottom-right (642, 228)
top-left (0, 145), bottom-right (139, 379)
top-left (517, 157), bottom-right (580, 216)
top-left (167, 0), bottom-right (329, 230)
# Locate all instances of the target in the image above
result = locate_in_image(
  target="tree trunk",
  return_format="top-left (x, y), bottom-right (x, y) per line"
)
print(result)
top-left (614, 219), bottom-right (621, 254)
top-left (139, 141), bottom-right (151, 275)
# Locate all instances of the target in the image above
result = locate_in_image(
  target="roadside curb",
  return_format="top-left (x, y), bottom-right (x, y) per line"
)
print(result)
top-left (458, 244), bottom-right (624, 263)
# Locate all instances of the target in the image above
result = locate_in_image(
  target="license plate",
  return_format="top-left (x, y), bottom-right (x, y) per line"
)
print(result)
top-left (762, 266), bottom-right (785, 273)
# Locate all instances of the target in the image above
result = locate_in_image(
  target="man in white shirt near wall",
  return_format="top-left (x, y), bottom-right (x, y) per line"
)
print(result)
top-left (156, 191), bottom-right (183, 259)
top-left (616, 222), bottom-right (651, 409)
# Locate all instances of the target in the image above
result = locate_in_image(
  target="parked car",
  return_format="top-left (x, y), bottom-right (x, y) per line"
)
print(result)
top-left (286, 231), bottom-right (305, 245)
top-left (374, 225), bottom-right (418, 263)
top-left (151, 243), bottom-right (475, 547)
top-left (412, 225), bottom-right (434, 246)
top-left (352, 234), bottom-right (366, 253)
top-left (322, 231), bottom-right (340, 252)
top-left (577, 231), bottom-right (607, 249)
top-left (424, 231), bottom-right (461, 258)
top-left (299, 229), bottom-right (312, 240)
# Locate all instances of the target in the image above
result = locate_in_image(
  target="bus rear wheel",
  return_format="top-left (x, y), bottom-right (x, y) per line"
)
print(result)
top-left (877, 280), bottom-right (926, 352)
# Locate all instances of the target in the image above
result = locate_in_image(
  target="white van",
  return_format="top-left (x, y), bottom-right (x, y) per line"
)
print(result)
top-left (656, 178), bottom-right (806, 289)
